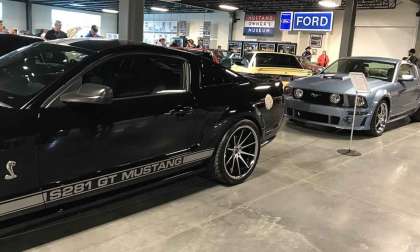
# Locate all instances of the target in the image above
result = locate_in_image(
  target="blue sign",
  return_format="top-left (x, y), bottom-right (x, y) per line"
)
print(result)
top-left (292, 12), bottom-right (334, 31)
top-left (280, 12), bottom-right (293, 31)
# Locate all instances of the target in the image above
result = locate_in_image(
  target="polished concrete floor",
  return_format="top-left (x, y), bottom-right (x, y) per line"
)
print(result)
top-left (3, 119), bottom-right (420, 251)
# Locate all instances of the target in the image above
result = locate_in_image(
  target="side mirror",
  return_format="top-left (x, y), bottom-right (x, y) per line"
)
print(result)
top-left (399, 74), bottom-right (415, 82)
top-left (60, 83), bottom-right (113, 105)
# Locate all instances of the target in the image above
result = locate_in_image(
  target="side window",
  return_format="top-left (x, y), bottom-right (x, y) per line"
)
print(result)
top-left (83, 54), bottom-right (186, 98)
top-left (201, 59), bottom-right (243, 87)
top-left (398, 64), bottom-right (417, 79)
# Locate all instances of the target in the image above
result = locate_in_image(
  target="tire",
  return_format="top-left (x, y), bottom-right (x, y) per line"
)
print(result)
top-left (211, 119), bottom-right (261, 185)
top-left (410, 107), bottom-right (420, 122)
top-left (368, 100), bottom-right (389, 137)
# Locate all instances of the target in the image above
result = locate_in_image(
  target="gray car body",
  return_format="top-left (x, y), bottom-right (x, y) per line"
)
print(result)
top-left (285, 56), bottom-right (420, 131)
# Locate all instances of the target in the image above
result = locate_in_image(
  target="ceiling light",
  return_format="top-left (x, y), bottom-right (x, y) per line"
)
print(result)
top-left (102, 9), bottom-right (119, 14)
top-left (219, 4), bottom-right (239, 11)
top-left (151, 6), bottom-right (169, 12)
top-left (70, 3), bottom-right (86, 7)
top-left (319, 0), bottom-right (342, 8)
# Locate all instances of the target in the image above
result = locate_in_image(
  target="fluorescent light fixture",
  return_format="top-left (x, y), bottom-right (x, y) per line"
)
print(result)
top-left (70, 3), bottom-right (86, 7)
top-left (219, 4), bottom-right (238, 11)
top-left (102, 9), bottom-right (119, 14)
top-left (151, 6), bottom-right (169, 12)
top-left (319, 0), bottom-right (341, 8)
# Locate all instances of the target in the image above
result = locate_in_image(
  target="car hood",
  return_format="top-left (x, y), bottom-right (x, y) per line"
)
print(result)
top-left (289, 74), bottom-right (387, 95)
top-left (250, 67), bottom-right (312, 77)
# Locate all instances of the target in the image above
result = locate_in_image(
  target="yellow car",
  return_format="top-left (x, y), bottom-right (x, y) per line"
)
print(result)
top-left (231, 52), bottom-right (312, 86)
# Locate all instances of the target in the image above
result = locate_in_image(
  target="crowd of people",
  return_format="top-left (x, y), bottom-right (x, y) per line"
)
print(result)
top-left (0, 19), bottom-right (101, 40)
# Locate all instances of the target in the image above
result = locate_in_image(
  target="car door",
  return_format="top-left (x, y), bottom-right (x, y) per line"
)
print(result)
top-left (37, 52), bottom-right (198, 202)
top-left (392, 64), bottom-right (420, 115)
top-left (0, 109), bottom-right (42, 220)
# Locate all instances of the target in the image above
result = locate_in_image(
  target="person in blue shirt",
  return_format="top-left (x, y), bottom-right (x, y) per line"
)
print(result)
top-left (86, 25), bottom-right (101, 38)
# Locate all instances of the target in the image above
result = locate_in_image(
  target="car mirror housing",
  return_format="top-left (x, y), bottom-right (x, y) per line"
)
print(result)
top-left (399, 74), bottom-right (415, 82)
top-left (60, 83), bottom-right (113, 105)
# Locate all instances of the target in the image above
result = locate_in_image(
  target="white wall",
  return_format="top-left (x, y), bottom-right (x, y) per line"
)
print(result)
top-left (0, 0), bottom-right (26, 31)
top-left (32, 4), bottom-right (117, 35)
top-left (145, 12), bottom-right (231, 49)
top-left (352, 0), bottom-right (418, 59)
top-left (231, 0), bottom-right (418, 62)
top-left (0, 1), bottom-right (117, 35)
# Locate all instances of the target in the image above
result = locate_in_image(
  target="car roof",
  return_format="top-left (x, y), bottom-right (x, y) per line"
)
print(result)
top-left (340, 56), bottom-right (400, 64)
top-left (45, 38), bottom-right (202, 59)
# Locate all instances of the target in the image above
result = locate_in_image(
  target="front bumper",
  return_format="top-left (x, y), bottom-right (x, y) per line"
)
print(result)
top-left (284, 96), bottom-right (373, 130)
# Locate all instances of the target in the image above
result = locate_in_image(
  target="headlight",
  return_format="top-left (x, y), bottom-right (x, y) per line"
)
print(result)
top-left (294, 89), bottom-right (304, 99)
top-left (284, 86), bottom-right (293, 96)
top-left (330, 94), bottom-right (341, 104)
top-left (356, 96), bottom-right (367, 107)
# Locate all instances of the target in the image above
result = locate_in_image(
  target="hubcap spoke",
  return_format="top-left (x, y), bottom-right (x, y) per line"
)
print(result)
top-left (239, 132), bottom-right (252, 146)
top-left (241, 142), bottom-right (256, 149)
top-left (240, 151), bottom-right (255, 157)
top-left (238, 155), bottom-right (250, 170)
top-left (236, 157), bottom-right (242, 176)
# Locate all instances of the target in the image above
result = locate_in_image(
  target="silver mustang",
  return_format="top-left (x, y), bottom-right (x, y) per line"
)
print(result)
top-left (284, 57), bottom-right (420, 136)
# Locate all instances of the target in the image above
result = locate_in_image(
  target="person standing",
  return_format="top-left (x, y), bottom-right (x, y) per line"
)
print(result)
top-left (158, 37), bottom-right (167, 47)
top-left (317, 50), bottom-right (330, 67)
top-left (86, 25), bottom-right (101, 38)
top-left (302, 46), bottom-right (312, 62)
top-left (45, 20), bottom-right (68, 40)
top-left (0, 21), bottom-right (8, 34)
top-left (408, 49), bottom-right (418, 66)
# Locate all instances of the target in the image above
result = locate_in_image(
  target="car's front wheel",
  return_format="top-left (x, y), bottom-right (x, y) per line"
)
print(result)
top-left (368, 100), bottom-right (388, 137)
top-left (211, 120), bottom-right (261, 185)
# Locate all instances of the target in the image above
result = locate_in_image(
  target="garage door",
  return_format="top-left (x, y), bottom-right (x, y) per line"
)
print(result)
top-left (352, 27), bottom-right (416, 60)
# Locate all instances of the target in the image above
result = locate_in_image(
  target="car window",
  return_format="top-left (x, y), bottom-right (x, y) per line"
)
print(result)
top-left (0, 43), bottom-right (93, 108)
top-left (255, 53), bottom-right (302, 68)
top-left (83, 54), bottom-right (186, 98)
top-left (202, 59), bottom-right (243, 87)
top-left (324, 59), bottom-right (396, 81)
top-left (398, 64), bottom-right (417, 79)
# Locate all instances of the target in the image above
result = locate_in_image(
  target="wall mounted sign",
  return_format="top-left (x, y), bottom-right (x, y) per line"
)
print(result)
top-left (310, 34), bottom-right (323, 48)
top-left (243, 13), bottom-right (276, 36)
top-left (279, 12), bottom-right (293, 31)
top-left (293, 12), bottom-right (334, 32)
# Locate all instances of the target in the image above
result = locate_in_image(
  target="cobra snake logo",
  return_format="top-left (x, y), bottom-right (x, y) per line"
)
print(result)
top-left (4, 161), bottom-right (17, 180)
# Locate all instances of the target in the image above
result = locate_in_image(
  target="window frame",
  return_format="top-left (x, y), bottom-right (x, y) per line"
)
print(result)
top-left (42, 52), bottom-right (191, 108)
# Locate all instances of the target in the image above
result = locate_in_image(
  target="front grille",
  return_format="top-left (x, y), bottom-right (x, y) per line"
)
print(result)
top-left (295, 110), bottom-right (329, 124)
top-left (293, 109), bottom-right (340, 125)
top-left (298, 89), bottom-right (343, 106)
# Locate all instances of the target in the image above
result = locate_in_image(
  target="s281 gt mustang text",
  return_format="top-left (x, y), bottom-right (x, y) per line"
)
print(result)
top-left (0, 39), bottom-right (283, 237)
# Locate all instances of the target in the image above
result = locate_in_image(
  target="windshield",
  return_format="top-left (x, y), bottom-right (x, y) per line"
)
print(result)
top-left (255, 53), bottom-right (302, 68)
top-left (323, 59), bottom-right (396, 81)
top-left (0, 43), bottom-right (94, 108)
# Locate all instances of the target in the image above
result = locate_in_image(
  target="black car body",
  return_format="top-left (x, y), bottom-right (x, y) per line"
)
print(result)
top-left (0, 34), bottom-right (43, 56)
top-left (0, 39), bottom-right (283, 237)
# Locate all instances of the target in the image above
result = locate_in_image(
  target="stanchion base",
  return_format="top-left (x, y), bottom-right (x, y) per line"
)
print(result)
top-left (337, 149), bottom-right (362, 157)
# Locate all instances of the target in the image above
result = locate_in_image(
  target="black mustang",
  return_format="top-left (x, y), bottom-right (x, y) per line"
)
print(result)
top-left (0, 39), bottom-right (283, 237)
top-left (0, 34), bottom-right (43, 57)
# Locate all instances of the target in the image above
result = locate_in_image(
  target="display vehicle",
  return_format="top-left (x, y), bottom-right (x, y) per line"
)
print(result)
top-left (285, 57), bottom-right (420, 136)
top-left (0, 39), bottom-right (283, 237)
top-left (231, 52), bottom-right (312, 86)
top-left (0, 34), bottom-right (43, 56)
